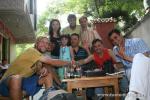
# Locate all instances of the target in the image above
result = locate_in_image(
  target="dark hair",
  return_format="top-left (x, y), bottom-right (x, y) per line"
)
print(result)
top-left (60, 34), bottom-right (69, 40)
top-left (67, 14), bottom-right (76, 21)
top-left (48, 19), bottom-right (61, 39)
top-left (92, 39), bottom-right (103, 46)
top-left (108, 29), bottom-right (121, 38)
top-left (71, 33), bottom-right (79, 39)
top-left (60, 34), bottom-right (71, 46)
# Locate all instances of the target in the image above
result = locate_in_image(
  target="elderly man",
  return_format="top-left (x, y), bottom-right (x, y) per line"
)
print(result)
top-left (62, 14), bottom-right (81, 35)
top-left (79, 16), bottom-right (101, 48)
top-left (0, 36), bottom-right (71, 100)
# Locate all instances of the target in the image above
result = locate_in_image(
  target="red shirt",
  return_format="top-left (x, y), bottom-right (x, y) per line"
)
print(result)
top-left (93, 48), bottom-right (113, 70)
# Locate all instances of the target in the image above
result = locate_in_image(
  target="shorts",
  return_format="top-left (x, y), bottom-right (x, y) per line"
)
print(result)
top-left (0, 74), bottom-right (42, 96)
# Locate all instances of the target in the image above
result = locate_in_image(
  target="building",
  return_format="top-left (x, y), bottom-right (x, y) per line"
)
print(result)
top-left (91, 17), bottom-right (116, 49)
top-left (0, 0), bottom-right (37, 62)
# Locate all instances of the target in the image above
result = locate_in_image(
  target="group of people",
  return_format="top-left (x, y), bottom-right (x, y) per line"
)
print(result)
top-left (0, 13), bottom-right (150, 100)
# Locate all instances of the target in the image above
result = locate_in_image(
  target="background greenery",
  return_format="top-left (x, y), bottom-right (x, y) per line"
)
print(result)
top-left (16, 0), bottom-right (145, 56)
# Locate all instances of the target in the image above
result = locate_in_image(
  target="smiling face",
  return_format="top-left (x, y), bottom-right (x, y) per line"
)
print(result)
top-left (109, 32), bottom-right (124, 46)
top-left (71, 35), bottom-right (80, 47)
top-left (79, 17), bottom-right (88, 29)
top-left (93, 41), bottom-right (104, 54)
top-left (36, 37), bottom-right (49, 53)
top-left (68, 17), bottom-right (76, 27)
top-left (61, 37), bottom-right (68, 47)
top-left (51, 20), bottom-right (60, 32)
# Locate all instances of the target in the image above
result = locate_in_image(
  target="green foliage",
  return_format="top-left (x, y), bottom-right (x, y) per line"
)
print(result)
top-left (36, 0), bottom-right (145, 35)
top-left (16, 44), bottom-right (34, 57)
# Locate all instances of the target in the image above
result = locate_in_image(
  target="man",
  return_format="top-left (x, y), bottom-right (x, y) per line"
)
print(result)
top-left (125, 53), bottom-right (150, 100)
top-left (71, 33), bottom-right (90, 62)
top-left (79, 16), bottom-right (101, 48)
top-left (0, 36), bottom-right (71, 100)
top-left (108, 29), bottom-right (150, 80)
top-left (62, 14), bottom-right (81, 35)
top-left (71, 33), bottom-right (96, 100)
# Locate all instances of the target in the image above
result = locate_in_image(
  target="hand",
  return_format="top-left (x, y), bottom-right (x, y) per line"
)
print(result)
top-left (39, 67), bottom-right (48, 78)
top-left (82, 40), bottom-right (89, 50)
top-left (118, 46), bottom-right (125, 58)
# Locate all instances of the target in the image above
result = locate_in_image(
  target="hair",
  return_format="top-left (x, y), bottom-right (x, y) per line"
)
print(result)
top-left (48, 19), bottom-right (61, 39)
top-left (34, 36), bottom-right (48, 48)
top-left (60, 34), bottom-right (71, 46)
top-left (108, 29), bottom-right (121, 38)
top-left (79, 15), bottom-right (88, 22)
top-left (92, 39), bottom-right (103, 46)
top-left (67, 14), bottom-right (76, 21)
top-left (71, 33), bottom-right (79, 39)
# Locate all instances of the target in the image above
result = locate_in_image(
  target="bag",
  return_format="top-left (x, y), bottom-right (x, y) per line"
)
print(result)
top-left (51, 93), bottom-right (77, 100)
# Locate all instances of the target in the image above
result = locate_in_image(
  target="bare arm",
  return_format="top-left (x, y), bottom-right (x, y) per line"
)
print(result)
top-left (108, 49), bottom-right (124, 70)
top-left (70, 46), bottom-right (74, 60)
top-left (78, 55), bottom-right (94, 65)
top-left (108, 49), bottom-right (117, 63)
top-left (39, 56), bottom-right (70, 67)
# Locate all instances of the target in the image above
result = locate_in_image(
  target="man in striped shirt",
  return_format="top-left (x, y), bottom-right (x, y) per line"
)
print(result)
top-left (108, 29), bottom-right (150, 80)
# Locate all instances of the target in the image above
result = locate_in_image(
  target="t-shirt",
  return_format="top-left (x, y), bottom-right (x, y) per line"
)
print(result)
top-left (73, 47), bottom-right (88, 61)
top-left (50, 37), bottom-right (61, 58)
top-left (61, 25), bottom-right (81, 35)
top-left (2, 48), bottom-right (42, 80)
top-left (93, 48), bottom-right (112, 69)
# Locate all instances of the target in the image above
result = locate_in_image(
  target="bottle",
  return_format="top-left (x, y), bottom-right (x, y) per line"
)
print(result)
top-left (76, 63), bottom-right (82, 78)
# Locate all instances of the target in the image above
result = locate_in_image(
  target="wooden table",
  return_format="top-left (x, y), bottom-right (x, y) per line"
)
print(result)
top-left (62, 76), bottom-right (121, 100)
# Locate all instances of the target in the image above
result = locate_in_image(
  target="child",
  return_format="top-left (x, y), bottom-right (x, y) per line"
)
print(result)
top-left (58, 35), bottom-right (74, 80)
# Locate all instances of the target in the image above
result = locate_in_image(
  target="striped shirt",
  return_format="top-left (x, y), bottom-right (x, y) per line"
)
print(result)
top-left (113, 38), bottom-right (150, 69)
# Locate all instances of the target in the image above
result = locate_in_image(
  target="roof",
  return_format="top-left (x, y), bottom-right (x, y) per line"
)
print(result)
top-left (91, 17), bottom-right (117, 24)
top-left (125, 12), bottom-right (150, 37)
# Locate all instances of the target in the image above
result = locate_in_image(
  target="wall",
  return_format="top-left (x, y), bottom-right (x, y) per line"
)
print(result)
top-left (127, 14), bottom-right (150, 48)
top-left (9, 42), bottom-right (16, 63)
top-left (94, 22), bottom-right (115, 49)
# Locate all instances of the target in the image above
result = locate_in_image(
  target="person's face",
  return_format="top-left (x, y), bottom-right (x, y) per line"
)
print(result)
top-left (79, 18), bottom-right (88, 28)
top-left (61, 37), bottom-right (68, 46)
top-left (68, 18), bottom-right (76, 27)
top-left (71, 35), bottom-right (79, 47)
top-left (93, 41), bottom-right (104, 54)
top-left (109, 32), bottom-right (123, 46)
top-left (37, 38), bottom-right (49, 53)
top-left (52, 21), bottom-right (60, 31)
top-left (47, 43), bottom-right (53, 52)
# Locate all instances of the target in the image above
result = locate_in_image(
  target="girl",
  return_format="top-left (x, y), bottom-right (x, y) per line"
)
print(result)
top-left (58, 35), bottom-right (74, 80)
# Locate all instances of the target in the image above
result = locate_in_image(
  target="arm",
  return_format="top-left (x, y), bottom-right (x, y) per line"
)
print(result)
top-left (93, 30), bottom-right (102, 40)
top-left (39, 56), bottom-right (70, 67)
top-left (78, 55), bottom-right (94, 65)
top-left (108, 49), bottom-right (117, 63)
top-left (108, 49), bottom-right (124, 70)
top-left (117, 46), bottom-right (133, 62)
top-left (70, 46), bottom-right (74, 60)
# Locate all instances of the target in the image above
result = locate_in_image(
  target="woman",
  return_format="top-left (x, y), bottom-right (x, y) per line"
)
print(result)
top-left (49, 19), bottom-right (61, 59)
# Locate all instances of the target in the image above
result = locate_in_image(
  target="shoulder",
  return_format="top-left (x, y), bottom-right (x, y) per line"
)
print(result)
top-left (62, 26), bottom-right (69, 32)
top-left (126, 38), bottom-right (142, 43)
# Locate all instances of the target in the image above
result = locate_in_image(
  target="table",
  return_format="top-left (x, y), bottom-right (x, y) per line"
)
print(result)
top-left (62, 76), bottom-right (121, 100)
